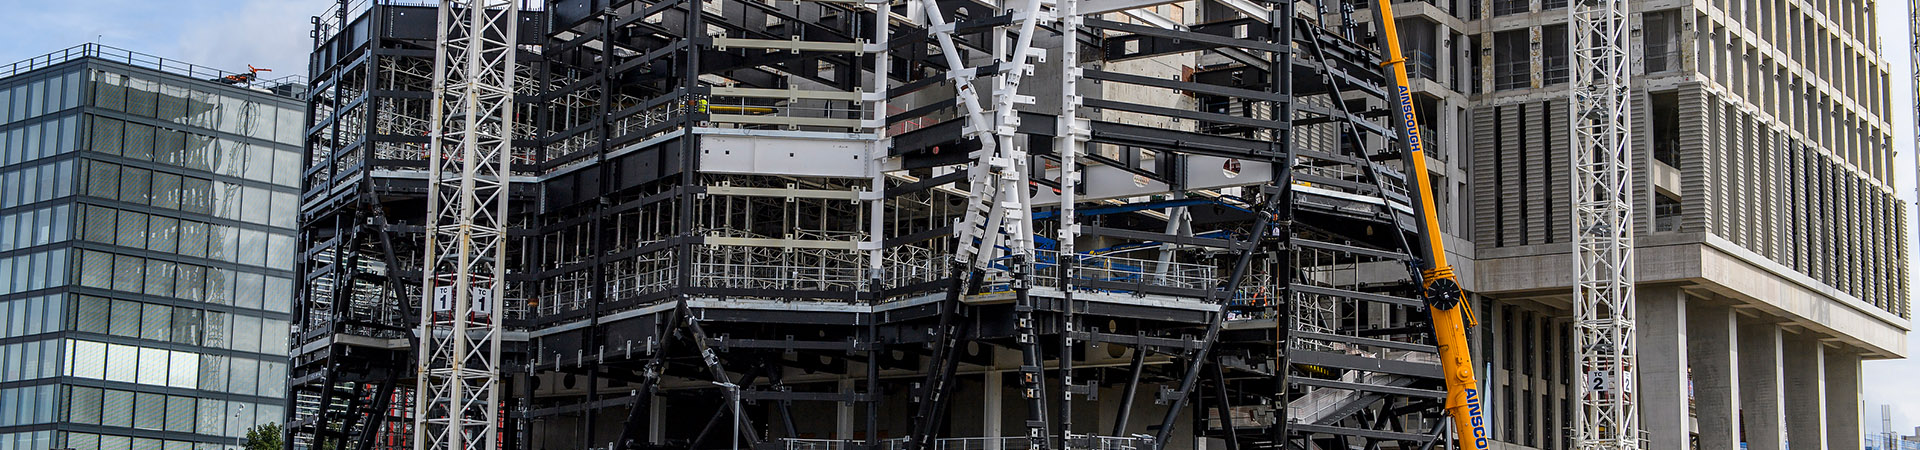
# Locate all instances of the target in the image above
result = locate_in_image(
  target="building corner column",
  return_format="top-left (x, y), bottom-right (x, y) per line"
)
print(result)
top-left (1825, 347), bottom-right (1862, 450)
top-left (1687, 301), bottom-right (1740, 450)
top-left (1636, 286), bottom-right (1690, 450)
top-left (1737, 319), bottom-right (1787, 450)
top-left (1783, 330), bottom-right (1827, 450)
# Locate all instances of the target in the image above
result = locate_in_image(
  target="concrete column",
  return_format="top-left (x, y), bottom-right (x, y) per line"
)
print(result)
top-left (1490, 302), bottom-right (1509, 442)
top-left (1687, 302), bottom-right (1740, 450)
top-left (1636, 286), bottom-right (1690, 450)
top-left (838, 378), bottom-right (856, 441)
top-left (1824, 348), bottom-right (1862, 450)
top-left (1528, 311), bottom-right (1546, 448)
top-left (985, 371), bottom-right (1004, 448)
top-left (1738, 320), bottom-right (1788, 450)
top-left (1435, 27), bottom-right (1451, 90)
top-left (1783, 331), bottom-right (1827, 450)
top-left (1547, 317), bottom-right (1565, 450)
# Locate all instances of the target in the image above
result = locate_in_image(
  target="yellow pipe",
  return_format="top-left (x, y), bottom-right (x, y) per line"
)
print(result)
top-left (1372, 2), bottom-right (1488, 449)
top-left (708, 105), bottom-right (778, 114)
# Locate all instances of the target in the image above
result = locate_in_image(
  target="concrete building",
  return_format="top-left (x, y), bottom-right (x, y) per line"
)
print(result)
top-left (0, 44), bottom-right (305, 450)
top-left (1385, 0), bottom-right (1909, 449)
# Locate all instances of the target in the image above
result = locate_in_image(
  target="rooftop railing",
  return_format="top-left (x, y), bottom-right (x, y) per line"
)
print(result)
top-left (0, 43), bottom-right (307, 93)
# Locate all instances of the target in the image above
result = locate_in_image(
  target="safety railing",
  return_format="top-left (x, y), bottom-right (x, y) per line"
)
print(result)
top-left (1009, 249), bottom-right (1219, 294)
top-left (884, 248), bottom-right (947, 291)
top-left (783, 438), bottom-right (907, 450)
top-left (1493, 59), bottom-right (1530, 90)
top-left (1, 43), bottom-right (306, 89)
top-left (1544, 54), bottom-right (1571, 84)
top-left (1064, 435), bottom-right (1152, 450)
top-left (785, 438), bottom-right (856, 450)
top-left (691, 260), bottom-right (869, 292)
top-left (608, 99), bottom-right (690, 142)
top-left (1645, 44), bottom-right (1684, 73)
top-left (932, 437), bottom-right (1029, 450)
top-left (769, 435), bottom-right (1147, 450)
top-left (703, 95), bottom-right (872, 132)
top-left (1407, 50), bottom-right (1440, 83)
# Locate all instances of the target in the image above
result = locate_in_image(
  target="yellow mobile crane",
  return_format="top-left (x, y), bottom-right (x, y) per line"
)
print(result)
top-left (1370, 2), bottom-right (1490, 449)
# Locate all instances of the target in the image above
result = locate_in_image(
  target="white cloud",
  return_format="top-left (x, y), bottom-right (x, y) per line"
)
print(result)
top-left (0, 0), bottom-right (324, 81)
top-left (169, 0), bottom-right (317, 81)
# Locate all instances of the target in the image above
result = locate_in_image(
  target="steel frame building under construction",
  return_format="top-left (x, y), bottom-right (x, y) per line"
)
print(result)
top-left (291, 0), bottom-right (1487, 449)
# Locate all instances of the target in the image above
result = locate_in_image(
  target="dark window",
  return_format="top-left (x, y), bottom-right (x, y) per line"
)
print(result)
top-left (1400, 20), bottom-right (1441, 82)
top-left (1517, 106), bottom-right (1530, 244)
top-left (1523, 388), bottom-right (1535, 446)
top-left (1645, 10), bottom-right (1682, 72)
top-left (1494, 31), bottom-right (1530, 90)
top-left (1494, 0), bottom-right (1529, 16)
top-left (1469, 35), bottom-right (1485, 93)
top-left (1494, 106), bottom-right (1506, 245)
top-left (1504, 380), bottom-right (1517, 441)
top-left (1540, 101), bottom-right (1555, 243)
top-left (1651, 91), bottom-right (1681, 167)
top-left (1522, 313), bottom-right (1536, 376)
top-left (1655, 194), bottom-right (1683, 232)
top-left (1543, 25), bottom-right (1570, 84)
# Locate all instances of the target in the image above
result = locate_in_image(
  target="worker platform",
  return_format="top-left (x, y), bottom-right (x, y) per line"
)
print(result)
top-left (288, 1), bottom-right (1454, 450)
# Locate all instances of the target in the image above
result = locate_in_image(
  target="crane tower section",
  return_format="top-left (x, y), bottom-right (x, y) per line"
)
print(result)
top-left (416, 3), bottom-right (519, 450)
top-left (1569, 0), bottom-right (1639, 448)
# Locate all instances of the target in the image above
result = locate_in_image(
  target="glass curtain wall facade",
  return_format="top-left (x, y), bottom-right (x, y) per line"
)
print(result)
top-left (0, 46), bottom-right (302, 450)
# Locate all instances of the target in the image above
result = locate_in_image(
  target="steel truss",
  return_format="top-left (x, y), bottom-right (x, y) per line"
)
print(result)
top-left (417, 3), bottom-right (522, 450)
top-left (297, 2), bottom-right (1468, 450)
top-left (1569, 0), bottom-right (1640, 448)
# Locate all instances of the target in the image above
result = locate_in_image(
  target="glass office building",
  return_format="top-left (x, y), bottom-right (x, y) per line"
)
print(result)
top-left (0, 45), bottom-right (303, 450)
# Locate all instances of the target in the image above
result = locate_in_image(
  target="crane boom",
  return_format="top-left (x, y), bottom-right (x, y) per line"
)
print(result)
top-left (1370, 3), bottom-right (1488, 449)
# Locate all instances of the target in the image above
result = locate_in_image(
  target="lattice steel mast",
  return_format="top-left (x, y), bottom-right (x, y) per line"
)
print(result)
top-left (1570, 0), bottom-right (1638, 448)
top-left (415, 3), bottom-right (518, 450)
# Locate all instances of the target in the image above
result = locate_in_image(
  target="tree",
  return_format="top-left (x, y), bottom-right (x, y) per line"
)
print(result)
top-left (244, 423), bottom-right (284, 450)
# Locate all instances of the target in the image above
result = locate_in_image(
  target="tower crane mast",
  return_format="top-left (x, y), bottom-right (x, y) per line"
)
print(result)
top-left (415, 3), bottom-right (518, 450)
top-left (1570, 0), bottom-right (1641, 448)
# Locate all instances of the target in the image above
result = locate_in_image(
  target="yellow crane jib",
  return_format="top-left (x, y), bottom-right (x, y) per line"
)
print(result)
top-left (1370, 1), bottom-right (1488, 449)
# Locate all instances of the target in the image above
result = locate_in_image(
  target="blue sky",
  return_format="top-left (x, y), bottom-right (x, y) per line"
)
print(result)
top-left (3, 0), bottom-right (1918, 438)
top-left (0, 0), bottom-right (314, 82)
